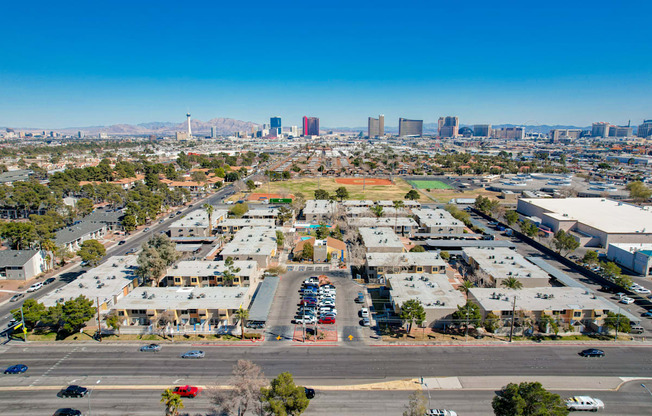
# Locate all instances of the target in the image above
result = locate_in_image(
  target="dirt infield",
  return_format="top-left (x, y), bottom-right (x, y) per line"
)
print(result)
top-left (336, 178), bottom-right (393, 186)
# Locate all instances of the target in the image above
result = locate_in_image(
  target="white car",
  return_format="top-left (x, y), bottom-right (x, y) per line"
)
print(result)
top-left (565, 396), bottom-right (604, 411)
top-left (427, 410), bottom-right (457, 416)
top-left (620, 297), bottom-right (635, 304)
top-left (294, 316), bottom-right (316, 324)
top-left (634, 287), bottom-right (651, 295)
top-left (360, 308), bottom-right (369, 318)
top-left (320, 300), bottom-right (335, 307)
top-left (319, 307), bottom-right (337, 315)
top-left (27, 282), bottom-right (43, 292)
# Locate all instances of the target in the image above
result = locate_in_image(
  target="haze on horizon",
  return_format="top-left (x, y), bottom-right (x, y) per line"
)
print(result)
top-left (1, 1), bottom-right (650, 129)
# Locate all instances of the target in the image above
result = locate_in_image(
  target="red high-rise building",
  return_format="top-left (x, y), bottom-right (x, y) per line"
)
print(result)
top-left (302, 116), bottom-right (319, 136)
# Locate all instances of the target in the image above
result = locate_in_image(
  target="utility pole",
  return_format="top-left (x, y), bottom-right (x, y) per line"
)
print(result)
top-left (509, 296), bottom-right (517, 342)
top-left (614, 307), bottom-right (620, 342)
top-left (465, 303), bottom-right (469, 342)
top-left (20, 306), bottom-right (26, 342)
top-left (96, 297), bottom-right (102, 342)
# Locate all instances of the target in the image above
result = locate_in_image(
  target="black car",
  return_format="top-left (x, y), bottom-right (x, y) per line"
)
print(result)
top-left (118, 240), bottom-right (126, 245)
top-left (44, 277), bottom-right (56, 285)
top-left (579, 348), bottom-right (605, 357)
top-left (60, 385), bottom-right (89, 398)
top-left (53, 409), bottom-right (82, 416)
top-left (304, 387), bottom-right (315, 399)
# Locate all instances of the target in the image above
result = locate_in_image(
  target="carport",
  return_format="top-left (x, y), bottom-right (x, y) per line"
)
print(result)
top-left (247, 275), bottom-right (280, 323)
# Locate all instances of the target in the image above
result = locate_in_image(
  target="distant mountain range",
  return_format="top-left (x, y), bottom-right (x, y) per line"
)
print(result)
top-left (4, 118), bottom-right (260, 136)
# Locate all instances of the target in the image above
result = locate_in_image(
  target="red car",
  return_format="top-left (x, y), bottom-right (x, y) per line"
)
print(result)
top-left (173, 385), bottom-right (202, 398)
top-left (318, 316), bottom-right (336, 324)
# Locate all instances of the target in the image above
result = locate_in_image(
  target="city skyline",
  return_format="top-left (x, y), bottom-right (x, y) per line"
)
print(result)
top-left (1, 1), bottom-right (650, 128)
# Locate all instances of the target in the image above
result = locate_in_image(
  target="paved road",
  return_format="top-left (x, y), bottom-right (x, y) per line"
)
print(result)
top-left (2, 381), bottom-right (651, 415)
top-left (1, 344), bottom-right (651, 389)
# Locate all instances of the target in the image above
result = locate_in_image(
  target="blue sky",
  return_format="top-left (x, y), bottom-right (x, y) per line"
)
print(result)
top-left (1, 1), bottom-right (650, 128)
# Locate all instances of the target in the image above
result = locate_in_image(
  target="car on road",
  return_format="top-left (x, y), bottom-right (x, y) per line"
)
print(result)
top-left (126, 248), bottom-right (138, 254)
top-left (4, 364), bottom-right (28, 374)
top-left (27, 282), bottom-right (43, 292)
top-left (620, 296), bottom-right (635, 304)
top-left (427, 409), bottom-right (457, 416)
top-left (318, 316), bottom-right (336, 324)
top-left (304, 387), bottom-right (315, 399)
top-left (355, 292), bottom-right (365, 303)
top-left (630, 325), bottom-right (645, 334)
top-left (118, 240), bottom-right (126, 245)
top-left (10, 293), bottom-right (24, 302)
top-left (181, 350), bottom-right (205, 359)
top-left (140, 343), bottom-right (161, 352)
top-left (7, 318), bottom-right (17, 327)
top-left (44, 277), bottom-right (56, 285)
top-left (159, 219), bottom-right (165, 223)
top-left (173, 385), bottom-right (202, 398)
top-left (225, 201), bottom-right (235, 205)
top-left (59, 385), bottom-right (89, 398)
top-left (53, 409), bottom-right (82, 416)
top-left (579, 348), bottom-right (605, 358)
top-left (565, 396), bottom-right (604, 411)
top-left (143, 227), bottom-right (150, 232)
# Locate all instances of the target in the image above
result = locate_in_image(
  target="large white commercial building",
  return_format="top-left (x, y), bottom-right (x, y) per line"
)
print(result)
top-left (517, 198), bottom-right (652, 247)
top-left (607, 243), bottom-right (652, 277)
top-left (462, 247), bottom-right (551, 288)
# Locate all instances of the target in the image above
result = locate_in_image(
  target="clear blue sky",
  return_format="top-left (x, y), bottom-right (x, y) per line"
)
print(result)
top-left (1, 1), bottom-right (650, 128)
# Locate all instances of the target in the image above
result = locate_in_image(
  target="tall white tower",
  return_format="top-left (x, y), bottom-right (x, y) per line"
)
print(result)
top-left (186, 113), bottom-right (192, 139)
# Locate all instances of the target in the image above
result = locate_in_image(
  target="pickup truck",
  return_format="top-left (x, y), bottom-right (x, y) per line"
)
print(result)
top-left (565, 396), bottom-right (604, 411)
top-left (173, 385), bottom-right (202, 398)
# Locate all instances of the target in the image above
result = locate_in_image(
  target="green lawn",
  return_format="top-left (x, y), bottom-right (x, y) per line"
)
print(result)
top-left (407, 180), bottom-right (453, 190)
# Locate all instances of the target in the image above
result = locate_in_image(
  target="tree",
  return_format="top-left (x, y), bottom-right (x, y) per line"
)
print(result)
top-left (137, 235), bottom-right (180, 285)
top-left (77, 239), bottom-right (106, 266)
top-left (315, 222), bottom-right (329, 239)
top-left (300, 242), bottom-right (313, 262)
top-left (276, 230), bottom-right (285, 248)
top-left (105, 311), bottom-right (121, 331)
top-left (229, 202), bottom-right (249, 217)
top-left (334, 186), bottom-right (349, 202)
top-left (519, 220), bottom-right (538, 237)
top-left (0, 222), bottom-right (38, 250)
top-left (277, 206), bottom-right (293, 225)
top-left (393, 200), bottom-right (405, 233)
top-left (439, 250), bottom-right (450, 260)
top-left (409, 245), bottom-right (425, 252)
top-left (504, 210), bottom-right (519, 226)
top-left (582, 250), bottom-right (599, 265)
top-left (539, 315), bottom-right (559, 335)
top-left (452, 300), bottom-right (482, 329)
top-left (246, 179), bottom-right (256, 191)
top-left (626, 181), bottom-right (652, 203)
top-left (501, 276), bottom-right (523, 290)
top-left (161, 389), bottom-right (184, 416)
top-left (261, 372), bottom-right (310, 416)
top-left (211, 360), bottom-right (268, 416)
top-left (492, 382), bottom-right (568, 416)
top-left (400, 299), bottom-right (426, 334)
top-left (203, 203), bottom-right (214, 235)
top-left (475, 195), bottom-right (500, 214)
top-left (458, 280), bottom-right (474, 297)
top-left (604, 311), bottom-right (631, 335)
top-left (314, 189), bottom-right (330, 200)
top-left (75, 198), bottom-right (94, 217)
top-left (483, 312), bottom-right (500, 333)
top-left (122, 214), bottom-right (137, 232)
top-left (403, 390), bottom-right (428, 416)
top-left (40, 295), bottom-right (96, 336)
top-left (11, 298), bottom-right (47, 330)
top-left (370, 205), bottom-right (384, 218)
top-left (552, 230), bottom-right (579, 256)
top-left (405, 189), bottom-right (420, 200)
top-left (236, 307), bottom-right (249, 340)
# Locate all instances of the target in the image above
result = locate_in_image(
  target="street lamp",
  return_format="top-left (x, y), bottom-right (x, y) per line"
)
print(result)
top-left (88, 379), bottom-right (101, 416)
top-left (421, 379), bottom-right (432, 408)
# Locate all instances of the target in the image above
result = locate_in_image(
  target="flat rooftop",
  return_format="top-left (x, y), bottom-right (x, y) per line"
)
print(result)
top-left (351, 217), bottom-right (419, 228)
top-left (463, 247), bottom-right (551, 281)
top-left (304, 200), bottom-right (335, 215)
top-left (166, 260), bottom-right (258, 277)
top-left (112, 286), bottom-right (247, 311)
top-left (170, 208), bottom-right (228, 228)
top-left (244, 208), bottom-right (279, 218)
top-left (470, 286), bottom-right (637, 316)
top-left (387, 273), bottom-right (465, 309)
top-left (359, 227), bottom-right (404, 250)
top-left (520, 198), bottom-right (652, 234)
top-left (219, 218), bottom-right (275, 228)
top-left (220, 227), bottom-right (277, 257)
top-left (39, 256), bottom-right (138, 308)
top-left (366, 252), bottom-right (447, 268)
top-left (413, 208), bottom-right (464, 228)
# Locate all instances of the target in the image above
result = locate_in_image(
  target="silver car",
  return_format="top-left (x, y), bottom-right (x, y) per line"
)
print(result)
top-left (181, 350), bottom-right (205, 359)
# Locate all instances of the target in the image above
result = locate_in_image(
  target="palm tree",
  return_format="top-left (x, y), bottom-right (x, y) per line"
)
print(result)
top-left (235, 307), bottom-right (249, 340)
top-left (41, 239), bottom-right (57, 270)
top-left (501, 276), bottom-right (523, 290)
top-left (161, 389), bottom-right (184, 416)
top-left (459, 280), bottom-right (474, 297)
top-left (392, 200), bottom-right (404, 236)
top-left (203, 203), bottom-right (214, 235)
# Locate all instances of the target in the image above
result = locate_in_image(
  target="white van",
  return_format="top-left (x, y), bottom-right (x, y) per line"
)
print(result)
top-left (565, 396), bottom-right (604, 411)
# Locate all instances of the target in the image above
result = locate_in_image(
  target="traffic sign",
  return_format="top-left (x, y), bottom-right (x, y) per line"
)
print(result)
top-left (269, 198), bottom-right (292, 204)
top-left (348, 335), bottom-right (353, 340)
top-left (277, 335), bottom-right (282, 340)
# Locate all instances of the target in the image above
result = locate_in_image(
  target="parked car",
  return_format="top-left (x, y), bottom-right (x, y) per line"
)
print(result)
top-left (360, 308), bottom-right (369, 318)
top-left (318, 316), bottom-right (336, 324)
top-left (4, 364), bottom-right (28, 374)
top-left (10, 293), bottom-right (24, 302)
top-left (181, 350), bottom-right (205, 359)
top-left (630, 325), bottom-right (645, 334)
top-left (43, 277), bottom-right (56, 285)
top-left (320, 312), bottom-right (337, 319)
top-left (634, 287), bottom-right (651, 295)
top-left (126, 248), bottom-right (138, 254)
top-left (565, 396), bottom-right (604, 411)
top-left (304, 387), bottom-right (315, 399)
top-left (579, 348), bottom-right (605, 358)
top-left (27, 282), bottom-right (43, 292)
top-left (361, 317), bottom-right (371, 326)
top-left (641, 311), bottom-right (652, 318)
top-left (319, 307), bottom-right (337, 315)
top-left (294, 316), bottom-right (316, 324)
top-left (300, 299), bottom-right (317, 306)
top-left (620, 297), bottom-right (635, 304)
top-left (173, 385), bottom-right (202, 398)
top-left (140, 344), bottom-right (161, 352)
top-left (427, 409), bottom-right (457, 416)
top-left (60, 385), bottom-right (89, 398)
top-left (320, 299), bottom-right (335, 307)
top-left (355, 293), bottom-right (365, 303)
top-left (53, 409), bottom-right (82, 416)
top-left (304, 277), bottom-right (319, 284)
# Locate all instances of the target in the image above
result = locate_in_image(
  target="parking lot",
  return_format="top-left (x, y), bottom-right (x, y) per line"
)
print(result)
top-left (264, 270), bottom-right (372, 343)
